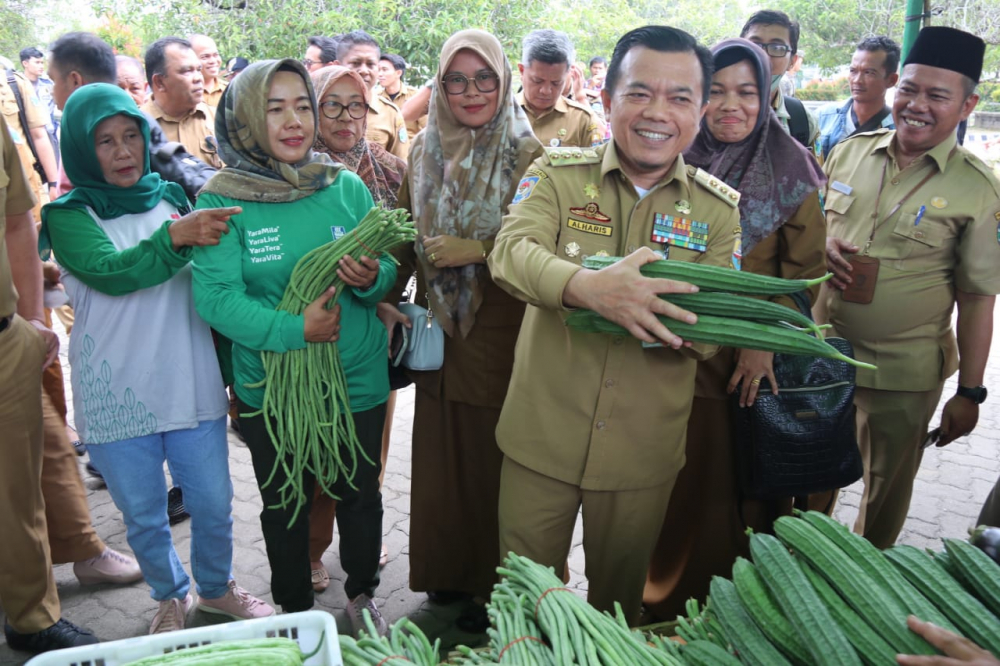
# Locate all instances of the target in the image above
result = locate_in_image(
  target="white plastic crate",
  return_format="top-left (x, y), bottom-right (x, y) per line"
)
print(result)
top-left (25, 610), bottom-right (342, 666)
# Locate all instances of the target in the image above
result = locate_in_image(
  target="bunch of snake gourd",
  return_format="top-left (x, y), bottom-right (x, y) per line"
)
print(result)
top-left (247, 207), bottom-right (415, 526)
top-left (566, 256), bottom-right (875, 370)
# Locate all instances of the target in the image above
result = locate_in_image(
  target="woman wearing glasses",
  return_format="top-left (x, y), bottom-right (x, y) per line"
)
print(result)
top-left (307, 65), bottom-right (406, 593)
top-left (384, 29), bottom-right (541, 632)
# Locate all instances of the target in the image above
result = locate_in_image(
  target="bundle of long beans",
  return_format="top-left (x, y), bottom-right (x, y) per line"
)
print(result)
top-left (246, 207), bottom-right (415, 526)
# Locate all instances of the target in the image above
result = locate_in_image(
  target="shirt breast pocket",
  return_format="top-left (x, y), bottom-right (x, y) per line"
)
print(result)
top-left (823, 189), bottom-right (855, 224)
top-left (889, 212), bottom-right (950, 263)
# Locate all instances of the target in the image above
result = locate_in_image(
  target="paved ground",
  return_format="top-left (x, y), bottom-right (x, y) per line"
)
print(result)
top-left (2, 317), bottom-right (998, 665)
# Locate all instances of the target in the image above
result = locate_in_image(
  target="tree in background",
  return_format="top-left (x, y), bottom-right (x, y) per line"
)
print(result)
top-left (0, 0), bottom-right (40, 65)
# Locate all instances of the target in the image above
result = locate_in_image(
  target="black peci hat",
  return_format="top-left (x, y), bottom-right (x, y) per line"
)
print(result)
top-left (903, 26), bottom-right (985, 83)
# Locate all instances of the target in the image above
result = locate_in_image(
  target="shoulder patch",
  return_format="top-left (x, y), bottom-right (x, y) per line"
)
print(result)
top-left (543, 146), bottom-right (601, 167)
top-left (689, 167), bottom-right (740, 207)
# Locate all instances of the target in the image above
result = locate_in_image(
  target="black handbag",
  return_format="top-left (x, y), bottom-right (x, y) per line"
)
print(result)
top-left (730, 295), bottom-right (863, 500)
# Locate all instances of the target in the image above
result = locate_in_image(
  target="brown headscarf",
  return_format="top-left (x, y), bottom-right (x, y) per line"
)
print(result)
top-left (200, 59), bottom-right (343, 203)
top-left (410, 29), bottom-right (541, 338)
top-left (310, 65), bottom-right (406, 208)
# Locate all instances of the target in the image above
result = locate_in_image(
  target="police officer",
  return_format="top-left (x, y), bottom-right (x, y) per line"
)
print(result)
top-left (517, 29), bottom-right (606, 148)
top-left (819, 26), bottom-right (1000, 549)
top-left (489, 25), bottom-right (741, 624)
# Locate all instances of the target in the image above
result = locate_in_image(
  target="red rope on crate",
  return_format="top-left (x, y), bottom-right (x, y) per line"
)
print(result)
top-left (497, 635), bottom-right (546, 661)
top-left (534, 587), bottom-right (572, 622)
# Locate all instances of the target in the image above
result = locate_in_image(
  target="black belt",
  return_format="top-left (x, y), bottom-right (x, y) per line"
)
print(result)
top-left (0, 315), bottom-right (11, 333)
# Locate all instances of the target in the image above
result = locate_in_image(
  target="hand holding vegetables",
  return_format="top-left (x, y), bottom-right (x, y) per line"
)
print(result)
top-left (337, 255), bottom-right (380, 290)
top-left (896, 616), bottom-right (1000, 666)
top-left (303, 289), bottom-right (341, 342)
top-left (562, 247), bottom-right (699, 349)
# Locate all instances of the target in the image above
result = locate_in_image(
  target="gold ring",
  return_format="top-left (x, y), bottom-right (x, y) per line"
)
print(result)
top-left (751, 378), bottom-right (762, 385)
top-left (429, 253), bottom-right (437, 262)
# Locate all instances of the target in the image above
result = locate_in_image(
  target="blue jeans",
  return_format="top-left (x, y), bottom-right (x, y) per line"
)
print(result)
top-left (87, 416), bottom-right (233, 601)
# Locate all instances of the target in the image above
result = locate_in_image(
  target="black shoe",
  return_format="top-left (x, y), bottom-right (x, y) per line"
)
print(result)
top-left (167, 486), bottom-right (190, 525)
top-left (4, 618), bottom-right (99, 654)
top-left (455, 605), bottom-right (490, 633)
top-left (72, 440), bottom-right (87, 456)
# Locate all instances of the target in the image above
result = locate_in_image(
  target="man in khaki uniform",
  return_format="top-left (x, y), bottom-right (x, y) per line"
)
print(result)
top-left (819, 26), bottom-right (1000, 548)
top-left (0, 114), bottom-right (99, 655)
top-left (517, 29), bottom-right (605, 148)
top-left (378, 53), bottom-right (425, 138)
top-left (0, 71), bottom-right (59, 219)
top-left (489, 26), bottom-right (740, 623)
top-left (142, 37), bottom-right (222, 169)
top-left (190, 34), bottom-right (227, 108)
top-left (335, 30), bottom-right (408, 160)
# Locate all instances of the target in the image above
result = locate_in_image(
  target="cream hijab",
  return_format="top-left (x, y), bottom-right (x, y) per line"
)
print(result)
top-left (410, 29), bottom-right (540, 338)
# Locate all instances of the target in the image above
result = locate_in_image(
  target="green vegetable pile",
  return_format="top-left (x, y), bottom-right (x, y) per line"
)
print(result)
top-left (566, 256), bottom-right (876, 371)
top-left (121, 636), bottom-right (322, 664)
top-left (245, 207), bottom-right (416, 525)
top-left (339, 513), bottom-right (1000, 665)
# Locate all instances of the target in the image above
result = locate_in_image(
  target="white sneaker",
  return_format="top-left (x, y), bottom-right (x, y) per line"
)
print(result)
top-left (150, 593), bottom-right (195, 634)
top-left (347, 593), bottom-right (387, 637)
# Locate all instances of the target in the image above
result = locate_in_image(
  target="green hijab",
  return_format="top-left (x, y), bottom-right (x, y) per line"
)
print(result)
top-left (199, 59), bottom-right (342, 203)
top-left (40, 84), bottom-right (188, 257)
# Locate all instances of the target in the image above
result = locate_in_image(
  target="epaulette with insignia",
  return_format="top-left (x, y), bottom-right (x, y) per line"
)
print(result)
top-left (543, 146), bottom-right (601, 167)
top-left (688, 167), bottom-right (740, 207)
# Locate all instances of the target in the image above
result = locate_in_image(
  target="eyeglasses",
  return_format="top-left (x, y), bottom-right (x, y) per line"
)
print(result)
top-left (754, 42), bottom-right (792, 58)
top-left (302, 59), bottom-right (317, 68)
top-left (441, 71), bottom-right (500, 95)
top-left (320, 100), bottom-right (369, 120)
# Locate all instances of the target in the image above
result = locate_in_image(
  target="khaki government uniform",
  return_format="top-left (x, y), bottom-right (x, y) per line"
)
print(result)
top-left (817, 129), bottom-right (1000, 548)
top-left (516, 91), bottom-right (605, 148)
top-left (644, 191), bottom-right (828, 619)
top-left (1, 72), bottom-right (48, 219)
top-left (141, 99), bottom-right (222, 169)
top-left (380, 83), bottom-right (426, 139)
top-left (0, 114), bottom-right (62, 633)
top-left (489, 142), bottom-right (741, 622)
top-left (365, 95), bottom-right (408, 161)
top-left (202, 78), bottom-right (228, 109)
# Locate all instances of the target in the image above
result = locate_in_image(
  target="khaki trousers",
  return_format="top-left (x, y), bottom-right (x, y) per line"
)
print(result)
top-left (854, 385), bottom-right (943, 549)
top-left (497, 456), bottom-right (676, 625)
top-left (41, 390), bottom-right (105, 563)
top-left (0, 316), bottom-right (60, 632)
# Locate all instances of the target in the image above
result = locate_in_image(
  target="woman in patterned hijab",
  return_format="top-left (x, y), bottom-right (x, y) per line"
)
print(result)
top-left (390, 29), bottom-right (541, 632)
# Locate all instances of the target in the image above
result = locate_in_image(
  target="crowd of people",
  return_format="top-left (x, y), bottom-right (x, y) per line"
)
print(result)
top-left (1, 9), bottom-right (999, 663)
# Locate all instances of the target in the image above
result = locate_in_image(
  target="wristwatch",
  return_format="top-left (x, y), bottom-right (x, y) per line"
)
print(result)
top-left (956, 385), bottom-right (988, 404)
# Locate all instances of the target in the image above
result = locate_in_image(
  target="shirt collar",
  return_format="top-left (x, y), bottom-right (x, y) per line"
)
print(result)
top-left (144, 99), bottom-right (211, 123)
top-left (772, 90), bottom-right (789, 119)
top-left (879, 130), bottom-right (957, 173)
top-left (516, 91), bottom-right (568, 118)
top-left (600, 140), bottom-right (691, 196)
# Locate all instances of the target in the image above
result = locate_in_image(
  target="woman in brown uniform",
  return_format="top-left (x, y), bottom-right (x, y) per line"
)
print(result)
top-left (307, 65), bottom-right (406, 591)
top-left (643, 38), bottom-right (827, 620)
top-left (387, 28), bottom-right (541, 631)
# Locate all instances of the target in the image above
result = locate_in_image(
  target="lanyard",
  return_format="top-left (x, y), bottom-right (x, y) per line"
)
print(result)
top-left (864, 154), bottom-right (941, 255)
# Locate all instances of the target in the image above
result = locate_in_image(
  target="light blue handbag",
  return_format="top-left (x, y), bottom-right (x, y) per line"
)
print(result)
top-left (394, 302), bottom-right (444, 371)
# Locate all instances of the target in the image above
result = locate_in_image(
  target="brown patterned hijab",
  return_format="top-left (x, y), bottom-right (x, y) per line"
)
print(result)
top-left (409, 29), bottom-right (541, 338)
top-left (310, 65), bottom-right (405, 208)
top-left (200, 59), bottom-right (343, 203)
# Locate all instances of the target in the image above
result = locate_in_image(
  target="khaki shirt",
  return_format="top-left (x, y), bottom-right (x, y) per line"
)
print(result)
top-left (818, 129), bottom-right (1000, 391)
top-left (380, 83), bottom-right (426, 138)
top-left (0, 73), bottom-right (47, 181)
top-left (489, 142), bottom-right (741, 491)
top-left (516, 91), bottom-right (606, 148)
top-left (202, 78), bottom-right (228, 109)
top-left (141, 99), bottom-right (222, 169)
top-left (0, 114), bottom-right (38, 317)
top-left (366, 95), bottom-right (408, 160)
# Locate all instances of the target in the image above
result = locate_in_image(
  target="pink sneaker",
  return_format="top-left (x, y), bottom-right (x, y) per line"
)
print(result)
top-left (150, 593), bottom-right (194, 634)
top-left (197, 581), bottom-right (274, 620)
top-left (74, 548), bottom-right (143, 585)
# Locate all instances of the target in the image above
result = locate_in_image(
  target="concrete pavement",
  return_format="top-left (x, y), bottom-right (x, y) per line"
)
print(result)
top-left (1, 319), bottom-right (998, 664)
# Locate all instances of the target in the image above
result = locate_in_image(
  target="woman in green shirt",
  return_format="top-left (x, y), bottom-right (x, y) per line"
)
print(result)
top-left (191, 60), bottom-right (396, 633)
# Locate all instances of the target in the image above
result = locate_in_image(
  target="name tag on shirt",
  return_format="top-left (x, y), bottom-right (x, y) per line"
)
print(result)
top-left (831, 181), bottom-right (853, 195)
top-left (331, 225), bottom-right (347, 240)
